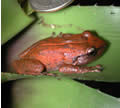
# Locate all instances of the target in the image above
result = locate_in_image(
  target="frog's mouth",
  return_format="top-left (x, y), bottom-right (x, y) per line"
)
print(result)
top-left (72, 46), bottom-right (106, 66)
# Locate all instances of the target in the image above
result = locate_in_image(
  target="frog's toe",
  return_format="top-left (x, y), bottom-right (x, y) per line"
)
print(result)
top-left (96, 64), bottom-right (104, 71)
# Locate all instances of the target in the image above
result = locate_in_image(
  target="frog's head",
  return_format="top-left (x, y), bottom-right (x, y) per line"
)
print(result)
top-left (72, 31), bottom-right (107, 65)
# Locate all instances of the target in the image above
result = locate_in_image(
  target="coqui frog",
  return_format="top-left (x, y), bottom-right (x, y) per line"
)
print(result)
top-left (13, 31), bottom-right (106, 75)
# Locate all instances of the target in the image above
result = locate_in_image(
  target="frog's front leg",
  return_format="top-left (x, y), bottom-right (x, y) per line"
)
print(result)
top-left (59, 64), bottom-right (103, 74)
top-left (12, 58), bottom-right (45, 75)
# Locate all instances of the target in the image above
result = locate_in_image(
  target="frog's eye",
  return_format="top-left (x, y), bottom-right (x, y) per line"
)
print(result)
top-left (88, 47), bottom-right (97, 56)
top-left (83, 31), bottom-right (91, 37)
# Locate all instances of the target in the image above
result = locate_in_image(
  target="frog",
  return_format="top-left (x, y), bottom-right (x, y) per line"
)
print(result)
top-left (12, 31), bottom-right (106, 75)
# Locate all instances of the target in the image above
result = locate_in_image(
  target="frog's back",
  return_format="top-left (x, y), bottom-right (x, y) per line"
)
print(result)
top-left (19, 33), bottom-right (87, 58)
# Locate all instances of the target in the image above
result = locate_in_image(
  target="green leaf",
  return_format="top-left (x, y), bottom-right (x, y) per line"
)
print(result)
top-left (1, 0), bottom-right (35, 44)
top-left (4, 6), bottom-right (120, 82)
top-left (4, 76), bottom-right (119, 108)
top-left (1, 72), bottom-right (32, 83)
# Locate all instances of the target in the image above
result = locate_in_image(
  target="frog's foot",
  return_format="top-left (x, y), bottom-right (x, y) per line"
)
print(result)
top-left (59, 64), bottom-right (103, 74)
top-left (12, 59), bottom-right (45, 75)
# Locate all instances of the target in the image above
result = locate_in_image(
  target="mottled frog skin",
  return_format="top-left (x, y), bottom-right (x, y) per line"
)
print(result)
top-left (13, 31), bottom-right (106, 75)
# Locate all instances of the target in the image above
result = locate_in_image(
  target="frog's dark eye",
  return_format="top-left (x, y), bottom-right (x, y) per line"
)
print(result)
top-left (88, 47), bottom-right (97, 56)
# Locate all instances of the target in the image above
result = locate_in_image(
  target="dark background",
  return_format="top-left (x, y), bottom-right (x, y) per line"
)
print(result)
top-left (71, 0), bottom-right (120, 6)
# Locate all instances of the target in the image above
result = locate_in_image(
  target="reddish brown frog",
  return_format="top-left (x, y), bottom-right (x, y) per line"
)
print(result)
top-left (13, 31), bottom-right (106, 75)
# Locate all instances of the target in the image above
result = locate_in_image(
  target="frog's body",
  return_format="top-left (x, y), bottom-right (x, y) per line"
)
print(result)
top-left (13, 31), bottom-right (106, 75)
